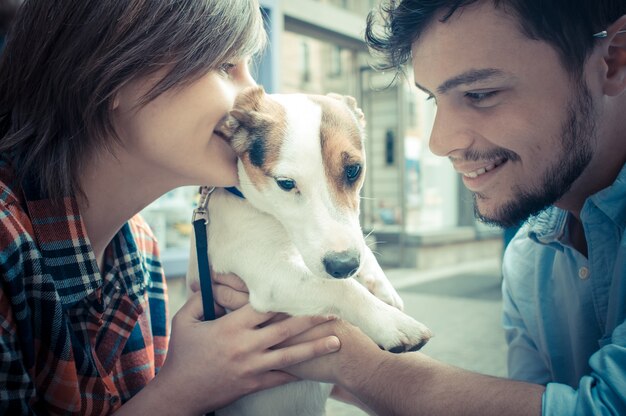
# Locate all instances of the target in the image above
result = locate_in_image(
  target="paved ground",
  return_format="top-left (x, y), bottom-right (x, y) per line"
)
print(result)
top-left (326, 258), bottom-right (507, 415)
top-left (167, 258), bottom-right (508, 415)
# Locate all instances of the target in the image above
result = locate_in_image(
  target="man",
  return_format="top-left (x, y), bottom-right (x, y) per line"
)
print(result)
top-left (283, 0), bottom-right (626, 414)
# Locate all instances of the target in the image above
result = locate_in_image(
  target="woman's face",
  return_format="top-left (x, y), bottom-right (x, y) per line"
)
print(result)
top-left (112, 59), bottom-right (256, 189)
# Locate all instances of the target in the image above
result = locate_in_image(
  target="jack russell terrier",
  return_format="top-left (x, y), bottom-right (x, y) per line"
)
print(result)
top-left (186, 86), bottom-right (431, 416)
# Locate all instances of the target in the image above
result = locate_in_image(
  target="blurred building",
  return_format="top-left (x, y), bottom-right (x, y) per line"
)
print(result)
top-left (144, 0), bottom-right (502, 277)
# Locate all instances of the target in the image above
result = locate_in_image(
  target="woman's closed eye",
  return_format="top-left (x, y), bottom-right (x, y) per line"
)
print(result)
top-left (218, 62), bottom-right (237, 76)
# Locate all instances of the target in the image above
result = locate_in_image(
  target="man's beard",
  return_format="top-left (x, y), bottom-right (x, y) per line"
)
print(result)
top-left (474, 80), bottom-right (596, 228)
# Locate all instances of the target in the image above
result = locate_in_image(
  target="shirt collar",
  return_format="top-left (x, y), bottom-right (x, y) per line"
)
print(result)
top-left (585, 162), bottom-right (626, 230)
top-left (526, 207), bottom-right (569, 250)
top-left (527, 162), bottom-right (626, 248)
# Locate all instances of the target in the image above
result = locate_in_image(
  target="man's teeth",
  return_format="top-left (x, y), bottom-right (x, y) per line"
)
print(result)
top-left (463, 163), bottom-right (498, 178)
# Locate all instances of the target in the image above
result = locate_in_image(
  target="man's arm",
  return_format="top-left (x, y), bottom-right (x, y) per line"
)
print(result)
top-left (541, 320), bottom-right (626, 415)
top-left (289, 319), bottom-right (544, 416)
top-left (346, 349), bottom-right (544, 416)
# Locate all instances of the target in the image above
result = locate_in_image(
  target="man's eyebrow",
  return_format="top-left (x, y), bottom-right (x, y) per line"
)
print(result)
top-left (414, 68), bottom-right (507, 96)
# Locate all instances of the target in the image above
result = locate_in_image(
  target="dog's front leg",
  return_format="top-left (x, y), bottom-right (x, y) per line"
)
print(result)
top-left (246, 269), bottom-right (431, 352)
top-left (355, 246), bottom-right (404, 310)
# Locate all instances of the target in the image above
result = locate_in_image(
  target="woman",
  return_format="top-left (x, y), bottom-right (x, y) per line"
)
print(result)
top-left (0, 1), bottom-right (340, 414)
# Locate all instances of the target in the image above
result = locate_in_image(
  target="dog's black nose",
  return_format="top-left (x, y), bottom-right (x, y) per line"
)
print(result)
top-left (323, 250), bottom-right (360, 278)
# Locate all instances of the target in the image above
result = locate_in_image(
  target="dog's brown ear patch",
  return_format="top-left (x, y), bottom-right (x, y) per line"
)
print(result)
top-left (219, 86), bottom-right (269, 155)
top-left (326, 93), bottom-right (366, 129)
top-left (234, 85), bottom-right (266, 112)
top-left (226, 86), bottom-right (287, 175)
top-left (214, 114), bottom-right (240, 141)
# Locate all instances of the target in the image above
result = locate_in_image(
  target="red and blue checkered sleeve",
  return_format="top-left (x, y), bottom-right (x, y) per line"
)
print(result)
top-left (0, 203), bottom-right (38, 414)
top-left (128, 215), bottom-right (169, 371)
top-left (0, 287), bottom-right (37, 414)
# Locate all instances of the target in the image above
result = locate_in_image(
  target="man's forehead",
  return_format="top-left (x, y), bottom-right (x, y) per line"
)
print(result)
top-left (410, 3), bottom-right (527, 91)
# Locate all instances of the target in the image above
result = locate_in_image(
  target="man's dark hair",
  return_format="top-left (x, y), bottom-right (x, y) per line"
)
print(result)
top-left (365, 0), bottom-right (626, 76)
top-left (0, 0), bottom-right (265, 201)
top-left (0, 0), bottom-right (22, 35)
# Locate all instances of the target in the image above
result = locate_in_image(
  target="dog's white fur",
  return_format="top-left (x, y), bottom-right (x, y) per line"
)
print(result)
top-left (186, 86), bottom-right (431, 416)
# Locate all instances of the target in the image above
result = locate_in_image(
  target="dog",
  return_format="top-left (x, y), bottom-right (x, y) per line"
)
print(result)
top-left (186, 86), bottom-right (432, 416)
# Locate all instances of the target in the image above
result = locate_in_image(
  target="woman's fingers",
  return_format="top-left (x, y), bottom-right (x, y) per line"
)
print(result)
top-left (212, 272), bottom-right (250, 311)
top-left (224, 303), bottom-right (279, 327)
top-left (213, 280), bottom-right (249, 310)
top-left (212, 272), bottom-right (248, 293)
top-left (254, 314), bottom-right (336, 349)
top-left (258, 334), bottom-right (341, 372)
top-left (175, 291), bottom-right (205, 322)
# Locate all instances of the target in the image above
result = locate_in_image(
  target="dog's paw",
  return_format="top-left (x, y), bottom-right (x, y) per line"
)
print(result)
top-left (366, 306), bottom-right (433, 352)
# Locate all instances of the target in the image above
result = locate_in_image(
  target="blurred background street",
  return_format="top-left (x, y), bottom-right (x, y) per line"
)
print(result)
top-left (167, 257), bottom-right (508, 416)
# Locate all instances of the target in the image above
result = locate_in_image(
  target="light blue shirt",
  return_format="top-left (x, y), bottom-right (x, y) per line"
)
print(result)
top-left (502, 163), bottom-right (626, 415)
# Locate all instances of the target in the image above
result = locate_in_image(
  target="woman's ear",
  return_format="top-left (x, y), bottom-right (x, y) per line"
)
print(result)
top-left (112, 94), bottom-right (120, 110)
top-left (111, 88), bottom-right (121, 110)
top-left (602, 15), bottom-right (626, 96)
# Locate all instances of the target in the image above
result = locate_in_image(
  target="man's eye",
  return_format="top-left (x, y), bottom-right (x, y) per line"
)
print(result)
top-left (465, 91), bottom-right (498, 103)
top-left (345, 164), bottom-right (361, 183)
top-left (276, 178), bottom-right (296, 191)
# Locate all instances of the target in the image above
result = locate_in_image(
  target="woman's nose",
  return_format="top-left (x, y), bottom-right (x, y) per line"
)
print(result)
top-left (236, 62), bottom-right (257, 92)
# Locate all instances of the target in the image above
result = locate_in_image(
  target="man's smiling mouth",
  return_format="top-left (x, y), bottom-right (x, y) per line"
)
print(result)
top-left (461, 158), bottom-right (507, 178)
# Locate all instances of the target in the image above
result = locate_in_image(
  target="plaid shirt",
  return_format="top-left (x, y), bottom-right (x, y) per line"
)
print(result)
top-left (0, 158), bottom-right (169, 415)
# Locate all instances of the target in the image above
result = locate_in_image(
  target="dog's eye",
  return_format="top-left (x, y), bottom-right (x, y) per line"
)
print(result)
top-left (345, 164), bottom-right (361, 183)
top-left (276, 178), bottom-right (296, 191)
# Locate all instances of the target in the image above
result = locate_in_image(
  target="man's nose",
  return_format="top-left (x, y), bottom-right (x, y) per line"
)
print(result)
top-left (428, 110), bottom-right (474, 157)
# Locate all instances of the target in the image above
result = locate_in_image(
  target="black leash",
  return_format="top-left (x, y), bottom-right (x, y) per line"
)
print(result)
top-left (191, 186), bottom-right (244, 416)
top-left (192, 186), bottom-right (216, 322)
top-left (224, 186), bottom-right (244, 199)
top-left (191, 186), bottom-right (216, 416)
top-left (192, 185), bottom-right (245, 322)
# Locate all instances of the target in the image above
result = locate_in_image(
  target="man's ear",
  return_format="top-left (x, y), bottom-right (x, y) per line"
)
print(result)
top-left (601, 15), bottom-right (626, 96)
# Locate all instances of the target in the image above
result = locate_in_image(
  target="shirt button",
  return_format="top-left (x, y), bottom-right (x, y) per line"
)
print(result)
top-left (578, 266), bottom-right (590, 280)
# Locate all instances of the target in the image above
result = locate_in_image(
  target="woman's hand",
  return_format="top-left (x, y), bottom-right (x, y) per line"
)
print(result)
top-left (281, 318), bottom-right (383, 385)
top-left (212, 271), bottom-right (250, 314)
top-left (208, 272), bottom-right (381, 386)
top-left (144, 292), bottom-right (341, 415)
top-left (189, 271), bottom-right (250, 316)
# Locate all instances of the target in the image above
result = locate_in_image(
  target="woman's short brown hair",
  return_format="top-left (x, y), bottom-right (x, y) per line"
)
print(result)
top-left (0, 0), bottom-right (266, 200)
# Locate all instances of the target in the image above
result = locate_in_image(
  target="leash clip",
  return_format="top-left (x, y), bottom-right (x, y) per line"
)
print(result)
top-left (192, 186), bottom-right (215, 224)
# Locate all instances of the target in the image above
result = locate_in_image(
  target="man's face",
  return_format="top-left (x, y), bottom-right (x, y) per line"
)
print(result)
top-left (412, 2), bottom-right (597, 227)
